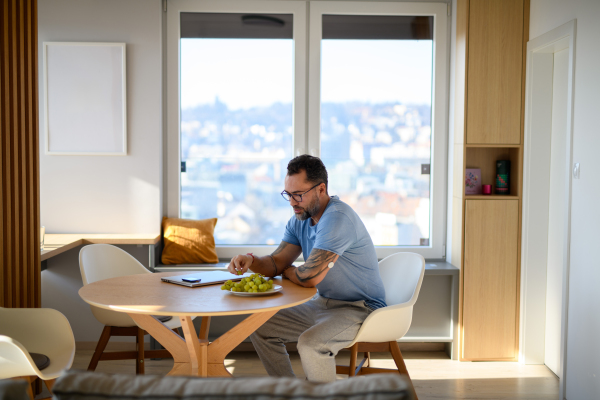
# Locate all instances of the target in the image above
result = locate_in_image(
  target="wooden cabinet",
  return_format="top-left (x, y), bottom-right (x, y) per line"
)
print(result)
top-left (463, 200), bottom-right (519, 360)
top-left (466, 0), bottom-right (525, 144)
top-left (452, 0), bottom-right (529, 361)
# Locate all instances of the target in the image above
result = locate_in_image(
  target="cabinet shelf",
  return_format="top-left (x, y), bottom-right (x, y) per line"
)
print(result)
top-left (466, 144), bottom-right (521, 148)
top-left (465, 147), bottom-right (521, 198)
top-left (465, 195), bottom-right (520, 200)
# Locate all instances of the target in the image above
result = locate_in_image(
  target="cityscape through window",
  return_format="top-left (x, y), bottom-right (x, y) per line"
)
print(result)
top-left (320, 39), bottom-right (433, 246)
top-left (180, 38), bottom-right (294, 245)
top-left (180, 13), bottom-right (434, 247)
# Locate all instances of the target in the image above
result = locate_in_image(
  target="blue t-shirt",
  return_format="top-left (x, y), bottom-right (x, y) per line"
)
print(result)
top-left (282, 196), bottom-right (387, 310)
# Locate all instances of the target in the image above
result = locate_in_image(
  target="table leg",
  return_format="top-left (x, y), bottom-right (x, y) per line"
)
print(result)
top-left (199, 316), bottom-right (211, 341)
top-left (207, 310), bottom-right (277, 377)
top-left (179, 316), bottom-right (208, 377)
top-left (130, 311), bottom-right (277, 378)
top-left (128, 314), bottom-right (190, 376)
top-left (148, 244), bottom-right (154, 271)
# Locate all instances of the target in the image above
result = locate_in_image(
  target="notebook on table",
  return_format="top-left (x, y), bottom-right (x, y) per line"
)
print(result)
top-left (161, 271), bottom-right (251, 288)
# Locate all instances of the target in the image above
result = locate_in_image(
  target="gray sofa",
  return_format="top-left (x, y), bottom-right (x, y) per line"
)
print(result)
top-left (48, 371), bottom-right (414, 400)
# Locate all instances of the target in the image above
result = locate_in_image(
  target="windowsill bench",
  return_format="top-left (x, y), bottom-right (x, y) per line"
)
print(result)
top-left (154, 259), bottom-right (459, 359)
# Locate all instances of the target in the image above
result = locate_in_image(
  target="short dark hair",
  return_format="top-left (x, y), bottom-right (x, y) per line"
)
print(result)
top-left (287, 155), bottom-right (328, 191)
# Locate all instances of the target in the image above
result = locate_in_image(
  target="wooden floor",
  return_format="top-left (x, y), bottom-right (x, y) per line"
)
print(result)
top-left (38, 349), bottom-right (559, 400)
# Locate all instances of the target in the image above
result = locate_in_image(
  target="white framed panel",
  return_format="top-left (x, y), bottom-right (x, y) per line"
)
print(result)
top-left (166, 0), bottom-right (308, 227)
top-left (308, 2), bottom-right (449, 259)
top-left (520, 20), bottom-right (576, 399)
top-left (44, 42), bottom-right (127, 155)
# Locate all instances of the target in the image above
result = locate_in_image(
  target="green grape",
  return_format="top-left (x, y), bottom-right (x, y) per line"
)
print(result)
top-left (226, 273), bottom-right (274, 294)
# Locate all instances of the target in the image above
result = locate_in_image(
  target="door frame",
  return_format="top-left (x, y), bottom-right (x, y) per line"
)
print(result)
top-left (520, 19), bottom-right (576, 397)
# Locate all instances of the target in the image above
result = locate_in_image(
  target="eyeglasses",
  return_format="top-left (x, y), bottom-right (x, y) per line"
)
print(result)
top-left (281, 183), bottom-right (322, 202)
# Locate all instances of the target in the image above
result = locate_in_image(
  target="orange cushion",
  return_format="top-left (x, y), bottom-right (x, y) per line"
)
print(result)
top-left (161, 217), bottom-right (219, 264)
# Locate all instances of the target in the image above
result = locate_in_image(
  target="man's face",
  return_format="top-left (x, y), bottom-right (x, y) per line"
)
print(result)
top-left (284, 170), bottom-right (322, 221)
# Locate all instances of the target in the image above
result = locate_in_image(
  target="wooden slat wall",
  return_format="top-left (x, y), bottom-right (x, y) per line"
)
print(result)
top-left (0, 0), bottom-right (40, 308)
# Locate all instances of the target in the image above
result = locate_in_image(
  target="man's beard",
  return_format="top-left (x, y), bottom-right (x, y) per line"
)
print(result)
top-left (294, 196), bottom-right (321, 221)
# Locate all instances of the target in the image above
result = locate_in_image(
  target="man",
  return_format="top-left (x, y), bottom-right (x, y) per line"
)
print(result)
top-left (227, 155), bottom-right (386, 382)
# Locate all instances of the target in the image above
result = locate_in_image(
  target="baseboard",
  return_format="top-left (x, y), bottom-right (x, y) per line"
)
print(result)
top-left (76, 341), bottom-right (445, 352)
top-left (227, 342), bottom-right (445, 352)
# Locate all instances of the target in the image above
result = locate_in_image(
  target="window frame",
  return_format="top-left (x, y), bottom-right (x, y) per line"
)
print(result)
top-left (308, 1), bottom-right (449, 259)
top-left (167, 0), bottom-right (448, 260)
top-left (166, 0), bottom-right (308, 255)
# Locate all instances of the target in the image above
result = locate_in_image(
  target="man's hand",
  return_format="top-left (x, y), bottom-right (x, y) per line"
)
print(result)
top-left (281, 265), bottom-right (293, 279)
top-left (227, 254), bottom-right (253, 275)
top-left (226, 241), bottom-right (302, 278)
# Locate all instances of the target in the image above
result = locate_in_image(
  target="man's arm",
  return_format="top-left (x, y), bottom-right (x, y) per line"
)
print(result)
top-left (227, 241), bottom-right (302, 278)
top-left (282, 248), bottom-right (339, 288)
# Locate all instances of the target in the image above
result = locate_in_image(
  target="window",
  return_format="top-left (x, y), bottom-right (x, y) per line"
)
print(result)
top-left (179, 13), bottom-right (294, 245)
top-left (319, 15), bottom-right (433, 248)
top-left (168, 1), bottom-right (448, 259)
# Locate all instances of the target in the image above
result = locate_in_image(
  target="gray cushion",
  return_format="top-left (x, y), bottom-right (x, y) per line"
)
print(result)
top-left (0, 379), bottom-right (29, 400)
top-left (53, 370), bottom-right (413, 400)
top-left (153, 315), bottom-right (173, 323)
top-left (30, 352), bottom-right (50, 370)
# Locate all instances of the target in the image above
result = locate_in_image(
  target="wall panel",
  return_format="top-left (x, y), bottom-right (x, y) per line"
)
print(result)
top-left (0, 0), bottom-right (40, 308)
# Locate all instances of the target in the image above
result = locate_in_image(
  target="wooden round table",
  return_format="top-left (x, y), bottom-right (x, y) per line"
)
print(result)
top-left (79, 272), bottom-right (316, 377)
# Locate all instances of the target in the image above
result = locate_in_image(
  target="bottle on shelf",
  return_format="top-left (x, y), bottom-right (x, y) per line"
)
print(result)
top-left (495, 160), bottom-right (511, 195)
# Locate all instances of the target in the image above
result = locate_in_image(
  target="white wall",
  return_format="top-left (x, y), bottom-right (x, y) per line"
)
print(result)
top-left (38, 0), bottom-right (163, 234)
top-left (38, 0), bottom-right (163, 342)
top-left (529, 1), bottom-right (600, 398)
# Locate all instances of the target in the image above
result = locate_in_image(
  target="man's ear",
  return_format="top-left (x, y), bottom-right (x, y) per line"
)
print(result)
top-left (319, 183), bottom-right (327, 196)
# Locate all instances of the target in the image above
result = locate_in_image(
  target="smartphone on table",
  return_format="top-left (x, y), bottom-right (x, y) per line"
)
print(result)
top-left (181, 277), bottom-right (201, 283)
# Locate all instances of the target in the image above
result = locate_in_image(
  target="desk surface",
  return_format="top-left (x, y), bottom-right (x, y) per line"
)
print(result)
top-left (79, 272), bottom-right (317, 317)
top-left (41, 233), bottom-right (160, 261)
top-left (155, 260), bottom-right (460, 274)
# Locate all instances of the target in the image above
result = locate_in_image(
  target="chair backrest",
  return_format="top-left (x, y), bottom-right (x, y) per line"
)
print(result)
top-left (378, 252), bottom-right (425, 307)
top-left (79, 244), bottom-right (149, 285)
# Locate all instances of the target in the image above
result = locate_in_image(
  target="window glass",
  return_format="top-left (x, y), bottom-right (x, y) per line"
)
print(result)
top-left (320, 15), bottom-right (433, 246)
top-left (180, 13), bottom-right (294, 245)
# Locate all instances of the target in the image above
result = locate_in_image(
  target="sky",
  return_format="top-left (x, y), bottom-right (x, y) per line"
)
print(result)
top-left (181, 38), bottom-right (433, 110)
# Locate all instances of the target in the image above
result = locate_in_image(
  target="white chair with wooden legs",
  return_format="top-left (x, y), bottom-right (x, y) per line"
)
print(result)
top-left (336, 252), bottom-right (425, 400)
top-left (0, 307), bottom-right (75, 399)
top-left (79, 244), bottom-right (191, 374)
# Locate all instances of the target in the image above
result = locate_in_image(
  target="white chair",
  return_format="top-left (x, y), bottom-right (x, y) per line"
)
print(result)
top-left (0, 307), bottom-right (75, 399)
top-left (336, 252), bottom-right (425, 399)
top-left (79, 244), bottom-right (189, 374)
